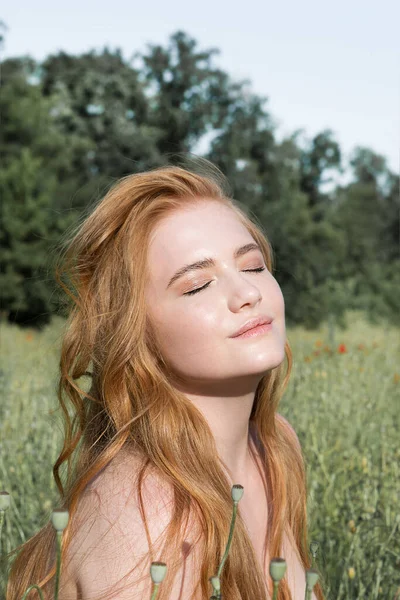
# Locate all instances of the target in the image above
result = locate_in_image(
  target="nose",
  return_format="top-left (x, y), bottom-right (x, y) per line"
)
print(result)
top-left (226, 271), bottom-right (262, 307)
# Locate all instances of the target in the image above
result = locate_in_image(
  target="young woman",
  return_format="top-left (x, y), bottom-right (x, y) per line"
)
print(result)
top-left (6, 160), bottom-right (325, 600)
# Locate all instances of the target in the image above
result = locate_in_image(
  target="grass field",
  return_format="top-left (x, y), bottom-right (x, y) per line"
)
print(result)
top-left (0, 310), bottom-right (399, 599)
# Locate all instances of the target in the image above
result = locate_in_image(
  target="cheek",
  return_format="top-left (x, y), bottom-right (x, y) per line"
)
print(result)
top-left (163, 306), bottom-right (221, 365)
top-left (153, 304), bottom-right (204, 349)
top-left (171, 306), bottom-right (212, 340)
top-left (269, 278), bottom-right (285, 308)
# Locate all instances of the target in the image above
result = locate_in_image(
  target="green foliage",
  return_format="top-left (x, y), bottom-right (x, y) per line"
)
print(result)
top-left (349, 147), bottom-right (389, 188)
top-left (1, 31), bottom-right (398, 330)
top-left (297, 128), bottom-right (342, 214)
top-left (0, 148), bottom-right (70, 326)
top-left (138, 30), bottom-right (237, 156)
top-left (40, 48), bottom-right (165, 179)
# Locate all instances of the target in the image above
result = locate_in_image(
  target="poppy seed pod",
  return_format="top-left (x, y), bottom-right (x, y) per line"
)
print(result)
top-left (231, 484), bottom-right (244, 503)
top-left (51, 509), bottom-right (69, 532)
top-left (150, 561), bottom-right (167, 584)
top-left (269, 558), bottom-right (287, 581)
top-left (0, 491), bottom-right (11, 511)
top-left (306, 569), bottom-right (319, 589)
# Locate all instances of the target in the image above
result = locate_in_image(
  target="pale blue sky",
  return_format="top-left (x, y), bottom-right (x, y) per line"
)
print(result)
top-left (2, 0), bottom-right (399, 183)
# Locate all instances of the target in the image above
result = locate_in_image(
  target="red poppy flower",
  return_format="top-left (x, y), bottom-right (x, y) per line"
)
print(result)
top-left (338, 344), bottom-right (347, 353)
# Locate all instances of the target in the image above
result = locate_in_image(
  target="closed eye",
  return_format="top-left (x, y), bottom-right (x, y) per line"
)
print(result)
top-left (183, 267), bottom-right (266, 296)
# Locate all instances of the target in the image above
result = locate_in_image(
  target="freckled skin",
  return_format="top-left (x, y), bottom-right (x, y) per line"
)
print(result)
top-left (145, 200), bottom-right (286, 482)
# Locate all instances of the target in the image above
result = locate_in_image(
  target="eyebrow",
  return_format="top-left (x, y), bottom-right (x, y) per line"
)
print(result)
top-left (166, 242), bottom-right (262, 289)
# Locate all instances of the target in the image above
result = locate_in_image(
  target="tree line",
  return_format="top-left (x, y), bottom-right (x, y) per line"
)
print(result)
top-left (1, 29), bottom-right (399, 330)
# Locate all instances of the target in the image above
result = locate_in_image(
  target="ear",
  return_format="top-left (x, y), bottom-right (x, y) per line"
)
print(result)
top-left (281, 527), bottom-right (318, 600)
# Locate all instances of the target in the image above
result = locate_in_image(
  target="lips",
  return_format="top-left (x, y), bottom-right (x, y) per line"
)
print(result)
top-left (230, 315), bottom-right (273, 338)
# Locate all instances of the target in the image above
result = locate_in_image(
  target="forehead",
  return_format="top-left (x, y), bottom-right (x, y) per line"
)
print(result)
top-left (149, 202), bottom-right (247, 250)
top-left (147, 202), bottom-right (251, 267)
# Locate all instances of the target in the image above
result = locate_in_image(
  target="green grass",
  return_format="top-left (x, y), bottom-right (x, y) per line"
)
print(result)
top-left (0, 310), bottom-right (399, 599)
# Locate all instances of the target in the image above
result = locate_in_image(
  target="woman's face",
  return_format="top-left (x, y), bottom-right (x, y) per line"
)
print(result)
top-left (145, 200), bottom-right (286, 393)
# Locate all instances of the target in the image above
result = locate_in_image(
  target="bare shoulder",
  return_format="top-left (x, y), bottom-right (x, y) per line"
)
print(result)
top-left (84, 445), bottom-right (175, 514)
top-left (60, 447), bottom-right (204, 599)
top-left (276, 413), bottom-right (302, 453)
top-left (67, 446), bottom-right (175, 562)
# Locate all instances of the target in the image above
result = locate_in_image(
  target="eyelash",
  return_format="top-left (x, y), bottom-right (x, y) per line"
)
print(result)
top-left (183, 267), bottom-right (266, 296)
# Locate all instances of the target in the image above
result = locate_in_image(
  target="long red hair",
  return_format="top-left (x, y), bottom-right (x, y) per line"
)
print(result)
top-left (6, 158), bottom-right (326, 599)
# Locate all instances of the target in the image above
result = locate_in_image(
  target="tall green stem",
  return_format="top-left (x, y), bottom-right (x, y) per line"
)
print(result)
top-left (217, 501), bottom-right (238, 579)
top-left (54, 531), bottom-right (63, 600)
